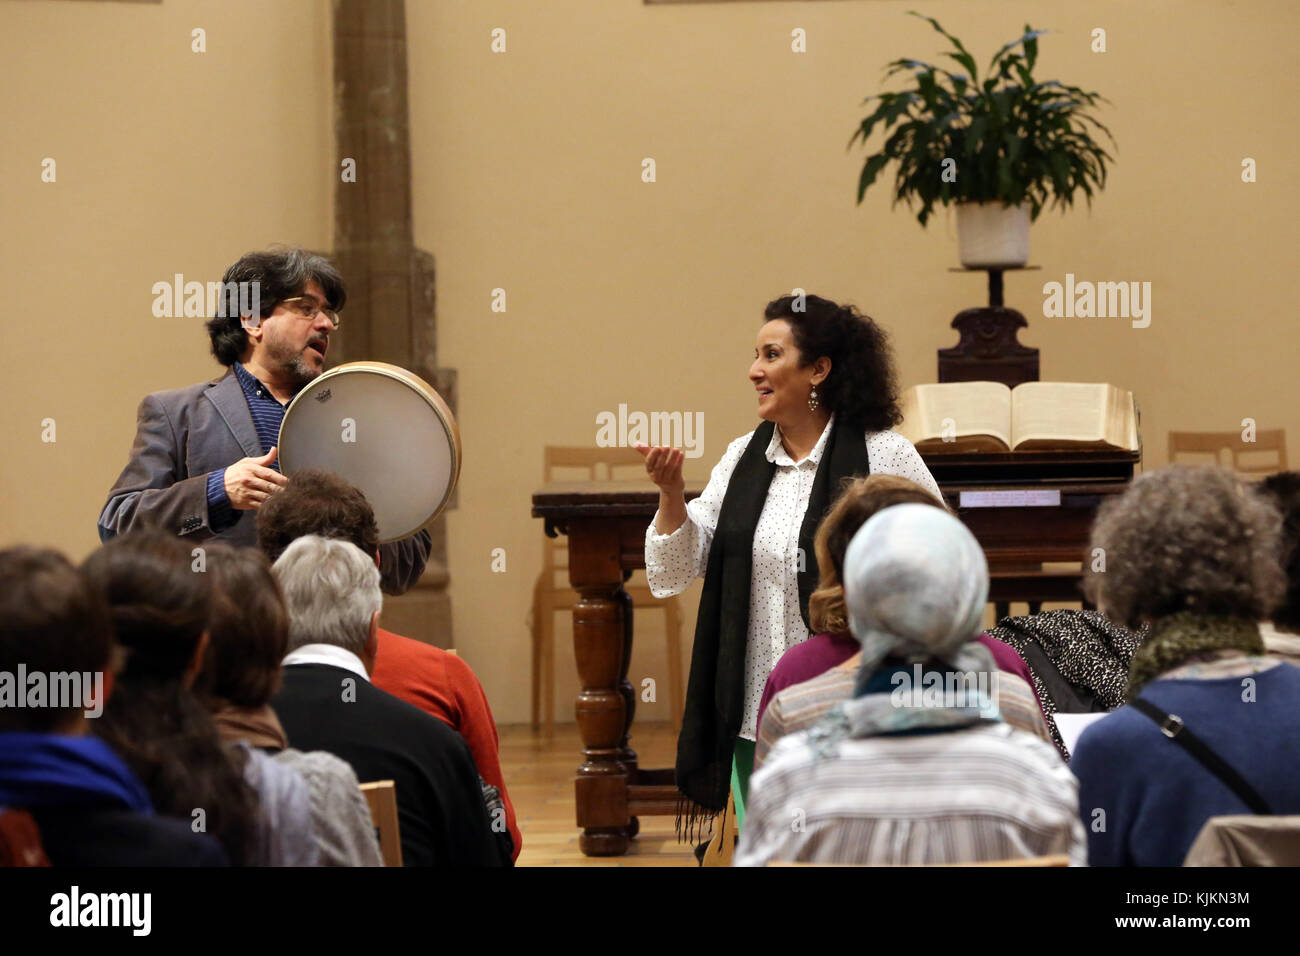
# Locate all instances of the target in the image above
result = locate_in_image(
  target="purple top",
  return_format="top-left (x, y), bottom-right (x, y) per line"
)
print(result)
top-left (756, 631), bottom-right (1044, 731)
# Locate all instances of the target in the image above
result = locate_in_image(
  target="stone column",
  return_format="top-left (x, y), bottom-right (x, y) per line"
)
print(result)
top-left (333, 0), bottom-right (455, 648)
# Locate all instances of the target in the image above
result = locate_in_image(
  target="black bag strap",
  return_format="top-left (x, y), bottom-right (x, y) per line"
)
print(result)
top-left (1130, 697), bottom-right (1272, 815)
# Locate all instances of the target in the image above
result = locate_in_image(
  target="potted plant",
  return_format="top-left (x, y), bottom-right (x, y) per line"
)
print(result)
top-left (851, 12), bottom-right (1115, 268)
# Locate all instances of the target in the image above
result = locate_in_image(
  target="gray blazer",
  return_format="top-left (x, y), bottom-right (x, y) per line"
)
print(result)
top-left (97, 368), bottom-right (431, 595)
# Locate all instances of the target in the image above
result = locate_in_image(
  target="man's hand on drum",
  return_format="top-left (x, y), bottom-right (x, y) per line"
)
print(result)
top-left (634, 443), bottom-right (685, 494)
top-left (223, 446), bottom-right (289, 510)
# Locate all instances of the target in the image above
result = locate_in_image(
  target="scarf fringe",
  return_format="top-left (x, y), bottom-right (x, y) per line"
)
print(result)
top-left (674, 791), bottom-right (720, 846)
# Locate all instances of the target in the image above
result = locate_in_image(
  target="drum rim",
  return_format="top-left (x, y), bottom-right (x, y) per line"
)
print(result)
top-left (277, 361), bottom-right (462, 542)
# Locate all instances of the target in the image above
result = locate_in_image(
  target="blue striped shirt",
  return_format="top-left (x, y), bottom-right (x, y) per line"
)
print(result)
top-left (205, 363), bottom-right (292, 530)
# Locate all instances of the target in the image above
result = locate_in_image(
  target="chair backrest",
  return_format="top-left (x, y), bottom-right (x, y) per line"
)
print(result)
top-left (1184, 814), bottom-right (1300, 866)
top-left (1168, 429), bottom-right (1288, 476)
top-left (359, 780), bottom-right (403, 867)
top-left (700, 791), bottom-right (737, 867)
top-left (541, 446), bottom-right (649, 579)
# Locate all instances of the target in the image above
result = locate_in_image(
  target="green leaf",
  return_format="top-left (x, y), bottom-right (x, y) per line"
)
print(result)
top-left (856, 154), bottom-right (892, 203)
top-left (907, 10), bottom-right (979, 82)
top-left (1023, 24), bottom-right (1039, 72)
top-left (988, 29), bottom-right (1049, 75)
top-left (1004, 131), bottom-right (1023, 164)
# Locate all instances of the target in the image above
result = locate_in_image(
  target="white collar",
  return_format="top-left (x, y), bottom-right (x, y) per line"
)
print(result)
top-left (282, 643), bottom-right (370, 682)
top-left (765, 413), bottom-right (835, 467)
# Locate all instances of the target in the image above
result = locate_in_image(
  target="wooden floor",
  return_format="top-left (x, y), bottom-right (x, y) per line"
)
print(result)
top-left (500, 721), bottom-right (697, 867)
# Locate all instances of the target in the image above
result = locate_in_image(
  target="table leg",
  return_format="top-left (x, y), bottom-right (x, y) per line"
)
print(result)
top-left (572, 581), bottom-right (632, 856)
top-left (615, 586), bottom-right (641, 840)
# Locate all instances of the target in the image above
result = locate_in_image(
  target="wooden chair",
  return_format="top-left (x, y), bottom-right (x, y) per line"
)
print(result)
top-left (531, 446), bottom-right (684, 735)
top-left (1184, 815), bottom-right (1300, 866)
top-left (359, 780), bottom-right (402, 867)
top-left (700, 791), bottom-right (738, 867)
top-left (1168, 429), bottom-right (1288, 476)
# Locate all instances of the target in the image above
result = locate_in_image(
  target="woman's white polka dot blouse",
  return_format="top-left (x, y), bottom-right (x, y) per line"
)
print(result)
top-left (644, 415), bottom-right (944, 740)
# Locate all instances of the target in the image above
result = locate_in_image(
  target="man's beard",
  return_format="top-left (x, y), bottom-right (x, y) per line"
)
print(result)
top-left (267, 335), bottom-right (322, 391)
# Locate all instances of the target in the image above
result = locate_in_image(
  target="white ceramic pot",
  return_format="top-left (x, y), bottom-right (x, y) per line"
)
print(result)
top-left (956, 200), bottom-right (1031, 268)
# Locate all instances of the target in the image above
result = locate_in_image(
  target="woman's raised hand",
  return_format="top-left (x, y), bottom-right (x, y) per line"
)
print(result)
top-left (634, 443), bottom-right (685, 494)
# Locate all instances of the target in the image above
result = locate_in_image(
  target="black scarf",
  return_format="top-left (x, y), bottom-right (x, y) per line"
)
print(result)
top-left (675, 416), bottom-right (870, 829)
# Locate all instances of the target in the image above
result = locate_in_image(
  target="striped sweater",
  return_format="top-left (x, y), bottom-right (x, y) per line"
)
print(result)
top-left (737, 721), bottom-right (1085, 866)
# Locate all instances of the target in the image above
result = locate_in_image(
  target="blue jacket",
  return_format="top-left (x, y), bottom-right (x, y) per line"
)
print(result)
top-left (1073, 662), bottom-right (1300, 866)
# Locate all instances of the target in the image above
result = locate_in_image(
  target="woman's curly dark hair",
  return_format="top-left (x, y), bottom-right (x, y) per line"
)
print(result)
top-left (763, 294), bottom-right (902, 433)
top-left (1083, 465), bottom-right (1286, 630)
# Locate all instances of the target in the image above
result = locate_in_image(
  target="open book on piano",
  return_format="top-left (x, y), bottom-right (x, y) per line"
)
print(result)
top-left (899, 381), bottom-right (1139, 455)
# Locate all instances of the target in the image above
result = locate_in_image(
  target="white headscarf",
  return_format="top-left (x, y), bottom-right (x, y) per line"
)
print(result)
top-left (803, 504), bottom-right (1002, 753)
top-left (843, 502), bottom-right (990, 675)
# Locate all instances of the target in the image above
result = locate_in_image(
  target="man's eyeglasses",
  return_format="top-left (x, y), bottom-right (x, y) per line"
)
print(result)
top-left (280, 296), bottom-right (342, 330)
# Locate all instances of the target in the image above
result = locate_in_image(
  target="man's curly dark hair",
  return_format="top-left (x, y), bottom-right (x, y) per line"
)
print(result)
top-left (1084, 465), bottom-right (1286, 630)
top-left (763, 294), bottom-right (902, 433)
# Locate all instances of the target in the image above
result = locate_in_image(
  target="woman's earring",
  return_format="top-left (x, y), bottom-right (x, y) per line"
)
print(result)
top-left (808, 385), bottom-right (819, 412)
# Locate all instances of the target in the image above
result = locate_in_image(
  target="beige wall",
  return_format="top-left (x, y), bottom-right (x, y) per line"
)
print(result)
top-left (2, 1), bottom-right (1296, 726)
top-left (408, 0), bottom-right (1299, 723)
top-left (0, 0), bottom-right (334, 546)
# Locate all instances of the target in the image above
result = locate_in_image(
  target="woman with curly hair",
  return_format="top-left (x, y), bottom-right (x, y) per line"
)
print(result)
top-left (636, 294), bottom-right (941, 834)
top-left (1073, 465), bottom-right (1300, 866)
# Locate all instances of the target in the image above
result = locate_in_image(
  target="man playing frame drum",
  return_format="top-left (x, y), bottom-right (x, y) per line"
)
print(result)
top-left (98, 246), bottom-right (432, 595)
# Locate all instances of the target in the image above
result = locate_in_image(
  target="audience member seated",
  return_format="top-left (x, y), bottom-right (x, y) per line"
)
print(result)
top-left (84, 530), bottom-right (317, 865)
top-left (1074, 465), bottom-right (1300, 866)
top-left (256, 467), bottom-right (520, 859)
top-left (1257, 471), bottom-right (1300, 664)
top-left (737, 505), bottom-right (1084, 866)
top-left (198, 543), bottom-right (382, 866)
top-left (0, 546), bottom-right (227, 866)
top-left (269, 535), bottom-right (510, 866)
top-left (754, 475), bottom-right (1051, 770)
top-left (983, 609), bottom-right (1146, 758)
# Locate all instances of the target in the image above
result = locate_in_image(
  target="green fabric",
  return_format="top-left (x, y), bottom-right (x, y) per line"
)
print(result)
top-left (1127, 612), bottom-right (1265, 698)
top-left (730, 737), bottom-right (756, 833)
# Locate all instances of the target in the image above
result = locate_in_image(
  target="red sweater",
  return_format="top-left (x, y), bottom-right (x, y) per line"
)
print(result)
top-left (370, 628), bottom-right (521, 861)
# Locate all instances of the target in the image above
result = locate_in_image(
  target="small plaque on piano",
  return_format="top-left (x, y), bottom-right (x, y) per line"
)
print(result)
top-left (959, 489), bottom-right (1062, 508)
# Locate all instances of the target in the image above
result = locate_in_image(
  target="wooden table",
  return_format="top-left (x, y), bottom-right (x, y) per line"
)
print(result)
top-left (531, 480), bottom-right (700, 857)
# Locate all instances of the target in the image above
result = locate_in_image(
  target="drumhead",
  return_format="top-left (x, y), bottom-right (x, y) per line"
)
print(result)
top-left (278, 362), bottom-right (461, 542)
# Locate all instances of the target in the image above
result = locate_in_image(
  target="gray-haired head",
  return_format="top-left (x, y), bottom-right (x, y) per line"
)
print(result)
top-left (843, 503), bottom-right (988, 674)
top-left (272, 534), bottom-right (380, 655)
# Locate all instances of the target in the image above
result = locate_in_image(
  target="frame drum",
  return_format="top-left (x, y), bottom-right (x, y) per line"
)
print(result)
top-left (277, 362), bottom-right (461, 542)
